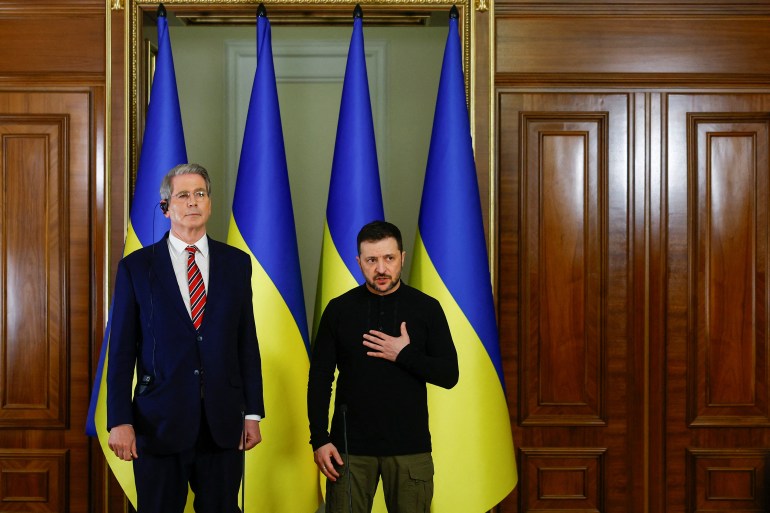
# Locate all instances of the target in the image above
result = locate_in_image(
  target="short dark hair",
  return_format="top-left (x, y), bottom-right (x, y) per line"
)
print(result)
top-left (357, 221), bottom-right (403, 254)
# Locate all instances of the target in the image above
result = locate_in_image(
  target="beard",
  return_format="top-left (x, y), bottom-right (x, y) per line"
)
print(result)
top-left (366, 272), bottom-right (401, 294)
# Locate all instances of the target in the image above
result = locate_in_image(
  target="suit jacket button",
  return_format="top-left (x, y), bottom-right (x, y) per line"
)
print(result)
top-left (194, 369), bottom-right (200, 376)
top-left (197, 335), bottom-right (203, 342)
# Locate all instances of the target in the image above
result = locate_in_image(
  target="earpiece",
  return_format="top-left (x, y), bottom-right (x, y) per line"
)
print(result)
top-left (160, 199), bottom-right (168, 214)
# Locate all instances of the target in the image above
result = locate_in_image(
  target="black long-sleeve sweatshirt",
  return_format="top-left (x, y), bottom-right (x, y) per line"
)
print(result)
top-left (308, 283), bottom-right (459, 456)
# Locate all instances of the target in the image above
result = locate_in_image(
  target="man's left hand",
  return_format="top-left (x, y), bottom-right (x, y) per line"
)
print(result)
top-left (240, 419), bottom-right (262, 450)
top-left (363, 321), bottom-right (410, 362)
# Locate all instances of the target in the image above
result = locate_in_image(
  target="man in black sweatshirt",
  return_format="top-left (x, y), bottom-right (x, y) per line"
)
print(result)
top-left (308, 220), bottom-right (459, 513)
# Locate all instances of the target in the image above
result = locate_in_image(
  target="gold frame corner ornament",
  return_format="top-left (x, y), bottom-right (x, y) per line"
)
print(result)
top-left (112, 0), bottom-right (124, 10)
top-left (475, 0), bottom-right (488, 13)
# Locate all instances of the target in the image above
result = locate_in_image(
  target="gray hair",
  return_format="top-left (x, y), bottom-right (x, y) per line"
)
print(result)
top-left (159, 163), bottom-right (212, 200)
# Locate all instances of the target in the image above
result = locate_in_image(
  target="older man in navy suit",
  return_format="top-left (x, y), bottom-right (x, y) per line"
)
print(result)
top-left (106, 163), bottom-right (263, 513)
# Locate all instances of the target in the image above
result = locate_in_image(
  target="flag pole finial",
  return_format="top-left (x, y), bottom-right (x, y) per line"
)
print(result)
top-left (257, 3), bottom-right (267, 17)
top-left (353, 3), bottom-right (363, 19)
top-left (157, 3), bottom-right (167, 18)
top-left (449, 5), bottom-right (459, 19)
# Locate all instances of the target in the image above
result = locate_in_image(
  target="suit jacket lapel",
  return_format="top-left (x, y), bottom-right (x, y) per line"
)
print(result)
top-left (151, 236), bottom-right (195, 328)
top-left (204, 238), bottom-right (225, 326)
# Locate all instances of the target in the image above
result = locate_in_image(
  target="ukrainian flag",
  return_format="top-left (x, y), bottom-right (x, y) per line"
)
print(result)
top-left (314, 4), bottom-right (384, 330)
top-left (86, 4), bottom-right (187, 508)
top-left (226, 8), bottom-right (319, 511)
top-left (410, 8), bottom-right (517, 512)
top-left (313, 7), bottom-right (387, 511)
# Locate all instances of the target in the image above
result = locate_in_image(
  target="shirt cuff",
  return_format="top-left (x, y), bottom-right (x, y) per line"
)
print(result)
top-left (245, 414), bottom-right (261, 421)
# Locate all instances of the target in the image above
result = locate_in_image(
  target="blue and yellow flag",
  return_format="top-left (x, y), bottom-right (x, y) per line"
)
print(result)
top-left (86, 5), bottom-right (187, 509)
top-left (226, 9), bottom-right (319, 511)
top-left (314, 6), bottom-right (384, 332)
top-left (313, 8), bottom-right (386, 510)
top-left (410, 8), bottom-right (517, 512)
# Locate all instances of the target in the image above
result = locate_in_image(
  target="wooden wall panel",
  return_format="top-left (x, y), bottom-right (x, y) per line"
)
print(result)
top-left (686, 449), bottom-right (769, 512)
top-left (519, 448), bottom-right (606, 512)
top-left (519, 113), bottom-right (606, 426)
top-left (490, 2), bottom-right (770, 513)
top-left (0, 16), bottom-right (104, 76)
top-left (0, 449), bottom-right (67, 513)
top-left (0, 116), bottom-right (68, 428)
top-left (688, 114), bottom-right (770, 427)
top-left (495, 15), bottom-right (770, 77)
top-left (499, 92), bottom-right (640, 512)
top-left (0, 91), bottom-right (94, 513)
top-left (0, 0), bottom-right (108, 509)
top-left (665, 93), bottom-right (770, 512)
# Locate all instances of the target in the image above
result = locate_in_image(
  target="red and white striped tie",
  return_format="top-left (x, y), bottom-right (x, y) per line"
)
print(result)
top-left (186, 245), bottom-right (206, 330)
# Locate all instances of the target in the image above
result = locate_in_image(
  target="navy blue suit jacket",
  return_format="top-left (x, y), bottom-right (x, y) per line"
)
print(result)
top-left (106, 234), bottom-right (263, 455)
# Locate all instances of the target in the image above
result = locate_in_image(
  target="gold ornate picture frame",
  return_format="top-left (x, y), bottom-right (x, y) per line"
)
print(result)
top-left (143, 39), bottom-right (158, 110)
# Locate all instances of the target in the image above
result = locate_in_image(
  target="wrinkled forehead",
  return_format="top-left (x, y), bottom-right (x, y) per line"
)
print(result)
top-left (170, 173), bottom-right (207, 194)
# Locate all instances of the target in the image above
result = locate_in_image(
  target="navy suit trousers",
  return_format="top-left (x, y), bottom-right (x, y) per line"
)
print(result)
top-left (133, 405), bottom-right (242, 513)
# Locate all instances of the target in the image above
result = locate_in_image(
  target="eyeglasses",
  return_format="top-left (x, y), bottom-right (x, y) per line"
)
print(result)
top-left (171, 190), bottom-right (208, 201)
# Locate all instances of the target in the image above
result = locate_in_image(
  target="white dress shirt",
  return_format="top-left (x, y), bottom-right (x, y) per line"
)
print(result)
top-left (167, 232), bottom-right (210, 318)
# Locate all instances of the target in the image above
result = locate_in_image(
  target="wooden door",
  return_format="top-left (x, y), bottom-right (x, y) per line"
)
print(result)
top-left (497, 91), bottom-right (645, 512)
top-left (661, 93), bottom-right (770, 513)
top-left (495, 89), bottom-right (770, 512)
top-left (0, 91), bottom-right (94, 513)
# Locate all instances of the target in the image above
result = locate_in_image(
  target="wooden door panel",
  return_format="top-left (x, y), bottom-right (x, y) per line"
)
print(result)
top-left (519, 112), bottom-right (606, 425)
top-left (666, 93), bottom-right (770, 513)
top-left (686, 449), bottom-right (768, 513)
top-left (690, 116), bottom-right (770, 426)
top-left (0, 91), bottom-right (92, 513)
top-left (0, 116), bottom-right (68, 429)
top-left (519, 448), bottom-right (606, 512)
top-left (498, 92), bottom-right (639, 512)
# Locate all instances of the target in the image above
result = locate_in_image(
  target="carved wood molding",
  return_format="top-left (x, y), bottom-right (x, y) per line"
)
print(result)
top-left (519, 447), bottom-right (607, 512)
top-left (686, 448), bottom-right (770, 512)
top-left (494, 2), bottom-right (770, 16)
top-left (495, 73), bottom-right (770, 88)
top-left (0, 74), bottom-right (105, 86)
top-left (0, 450), bottom-right (67, 513)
